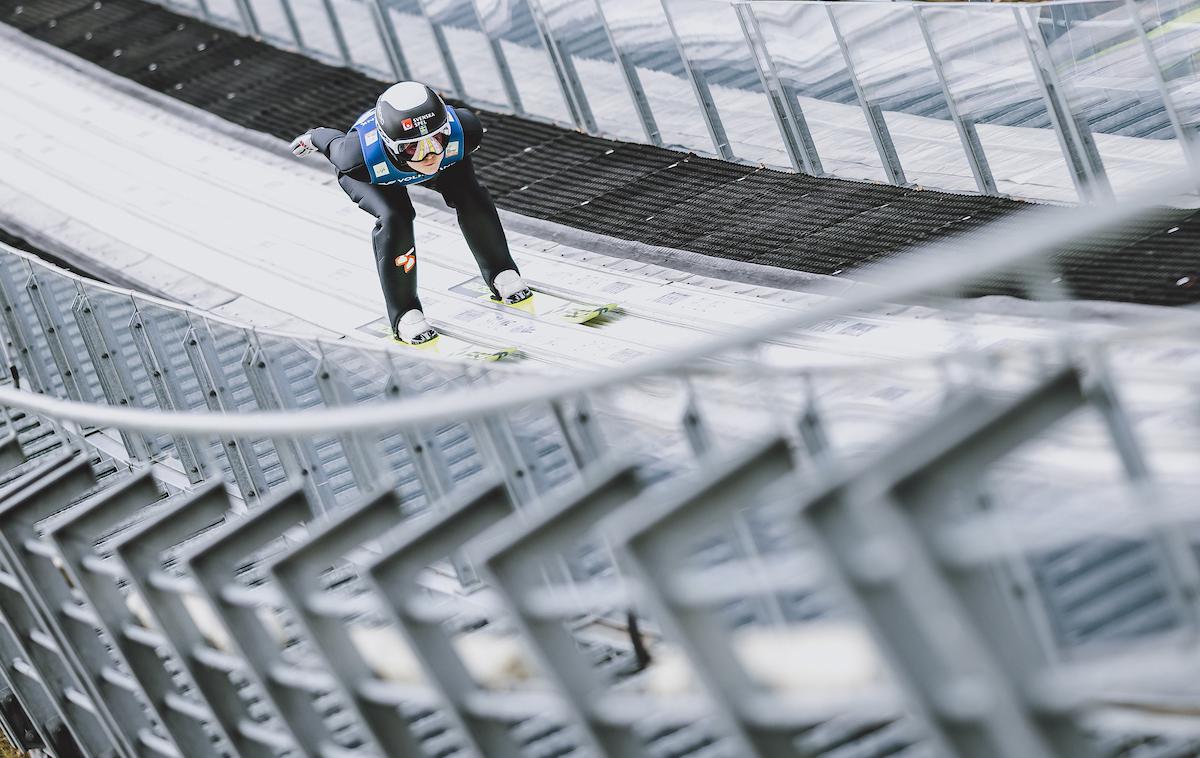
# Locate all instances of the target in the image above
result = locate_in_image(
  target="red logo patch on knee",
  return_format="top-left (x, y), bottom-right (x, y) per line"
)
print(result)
top-left (394, 248), bottom-right (416, 273)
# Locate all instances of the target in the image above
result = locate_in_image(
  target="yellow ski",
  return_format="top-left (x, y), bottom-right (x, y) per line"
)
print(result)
top-left (450, 277), bottom-right (619, 325)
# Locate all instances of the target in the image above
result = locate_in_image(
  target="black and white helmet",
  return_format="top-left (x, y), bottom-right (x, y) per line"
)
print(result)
top-left (376, 82), bottom-right (451, 163)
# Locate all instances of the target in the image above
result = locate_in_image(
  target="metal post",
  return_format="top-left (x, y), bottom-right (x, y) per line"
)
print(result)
top-left (524, 0), bottom-right (597, 130)
top-left (464, 370), bottom-right (540, 505)
top-left (0, 588), bottom-right (77, 757)
top-left (0, 455), bottom-right (120, 758)
top-left (276, 0), bottom-right (307, 49)
top-left (183, 322), bottom-right (269, 504)
top-left (1081, 351), bottom-right (1200, 634)
top-left (71, 290), bottom-right (154, 461)
top-left (613, 436), bottom-right (804, 756)
top-left (477, 459), bottom-right (645, 757)
top-left (129, 307), bottom-right (211, 483)
top-left (1123, 0), bottom-right (1200, 188)
top-left (799, 371), bottom-right (1098, 758)
top-left (382, 357), bottom-right (451, 500)
top-left (466, 0), bottom-right (526, 114)
top-left (123, 484), bottom-right (307, 758)
top-left (551, 395), bottom-right (602, 468)
top-left (0, 684), bottom-right (42, 755)
top-left (592, 0), bottom-right (662, 145)
top-left (242, 340), bottom-right (335, 512)
top-left (0, 262), bottom-right (50, 395)
top-left (913, 6), bottom-right (997, 195)
top-left (181, 488), bottom-right (327, 758)
top-left (734, 3), bottom-right (823, 176)
top-left (19, 471), bottom-right (184, 758)
top-left (117, 484), bottom-right (297, 758)
top-left (0, 444), bottom-right (75, 758)
top-left (187, 0), bottom-right (214, 24)
top-left (312, 353), bottom-right (383, 494)
top-left (23, 273), bottom-right (93, 404)
top-left (268, 488), bottom-right (427, 757)
top-left (659, 0), bottom-right (734, 160)
top-left (317, 0), bottom-right (354, 64)
top-left (231, 0), bottom-right (262, 37)
top-left (415, 0), bottom-right (468, 97)
top-left (1013, 6), bottom-right (1112, 202)
top-left (369, 0), bottom-right (411, 80)
top-left (825, 6), bottom-right (906, 186)
top-left (49, 474), bottom-right (255, 758)
top-left (363, 479), bottom-right (516, 757)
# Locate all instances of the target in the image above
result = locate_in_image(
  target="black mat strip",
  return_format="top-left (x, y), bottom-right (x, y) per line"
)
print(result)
top-left (4, 0), bottom-right (1200, 306)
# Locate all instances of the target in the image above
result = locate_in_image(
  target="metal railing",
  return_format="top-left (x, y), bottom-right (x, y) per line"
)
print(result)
top-left (140, 0), bottom-right (1200, 203)
top-left (0, 169), bottom-right (1199, 755)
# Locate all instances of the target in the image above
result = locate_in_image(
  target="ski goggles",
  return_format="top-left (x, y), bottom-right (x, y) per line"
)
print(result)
top-left (382, 122), bottom-right (452, 163)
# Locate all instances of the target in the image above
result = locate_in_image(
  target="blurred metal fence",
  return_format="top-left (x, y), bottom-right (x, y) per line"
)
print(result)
top-left (139, 0), bottom-right (1200, 202)
top-left (2, 172), bottom-right (1200, 757)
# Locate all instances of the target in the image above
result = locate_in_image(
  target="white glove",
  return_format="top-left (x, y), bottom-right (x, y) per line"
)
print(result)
top-left (290, 132), bottom-right (318, 157)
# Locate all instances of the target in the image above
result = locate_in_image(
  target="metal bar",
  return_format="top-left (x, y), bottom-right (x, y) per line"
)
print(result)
top-left (363, 479), bottom-right (516, 756)
top-left (1081, 352), bottom-right (1200, 635)
top-left (128, 308), bottom-right (210, 483)
top-left (232, 0), bottom-right (262, 37)
top-left (242, 340), bottom-right (334, 512)
top-left (1123, 0), bottom-right (1200, 187)
top-left (0, 629), bottom-right (77, 757)
top-left (825, 5), bottom-right (906, 186)
top-left (115, 480), bottom-right (286, 758)
top-left (38, 474), bottom-right (213, 758)
top-left (23, 273), bottom-right (93, 404)
top-left (183, 323), bottom-right (268, 504)
top-left (550, 397), bottom-right (596, 469)
top-left (0, 261), bottom-right (50, 395)
top-left (612, 436), bottom-right (800, 756)
top-left (734, 3), bottom-right (822, 175)
top-left (525, 0), bottom-right (596, 130)
top-left (0, 440), bottom-right (61, 758)
top-left (478, 459), bottom-right (644, 757)
top-left (591, 0), bottom-right (661, 145)
top-left (421, 5), bottom-right (468, 98)
top-left (188, 0), bottom-right (214, 24)
top-left (71, 290), bottom-right (154, 461)
top-left (276, 0), bottom-right (307, 49)
top-left (467, 0), bottom-right (526, 114)
top-left (0, 455), bottom-right (122, 757)
top-left (1012, 6), bottom-right (1111, 202)
top-left (317, 0), bottom-right (353, 63)
top-left (312, 353), bottom-right (382, 494)
top-left (913, 6), bottom-right (997, 195)
top-left (382, 357), bottom-right (450, 501)
top-left (49, 474), bottom-right (241, 758)
top-left (181, 487), bottom-right (323, 758)
top-left (369, 0), bottom-right (411, 80)
top-left (659, 0), bottom-right (733, 160)
top-left (0, 686), bottom-right (43, 755)
top-left (268, 488), bottom-right (426, 757)
top-left (801, 371), bottom-right (1097, 758)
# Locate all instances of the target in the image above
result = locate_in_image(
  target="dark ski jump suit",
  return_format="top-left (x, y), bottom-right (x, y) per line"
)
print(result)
top-left (308, 106), bottom-right (519, 335)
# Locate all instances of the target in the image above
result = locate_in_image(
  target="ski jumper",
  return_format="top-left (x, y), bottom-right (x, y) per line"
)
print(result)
top-left (308, 105), bottom-right (519, 335)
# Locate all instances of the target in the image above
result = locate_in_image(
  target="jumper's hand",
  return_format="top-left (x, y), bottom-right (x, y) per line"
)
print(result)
top-left (290, 132), bottom-right (318, 157)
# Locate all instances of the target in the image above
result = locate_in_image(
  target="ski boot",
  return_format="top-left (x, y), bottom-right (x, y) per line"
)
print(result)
top-left (394, 309), bottom-right (439, 348)
top-left (492, 270), bottom-right (534, 311)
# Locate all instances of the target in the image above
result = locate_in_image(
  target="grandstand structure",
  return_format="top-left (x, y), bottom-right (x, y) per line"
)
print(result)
top-left (1, 0), bottom-right (1200, 756)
